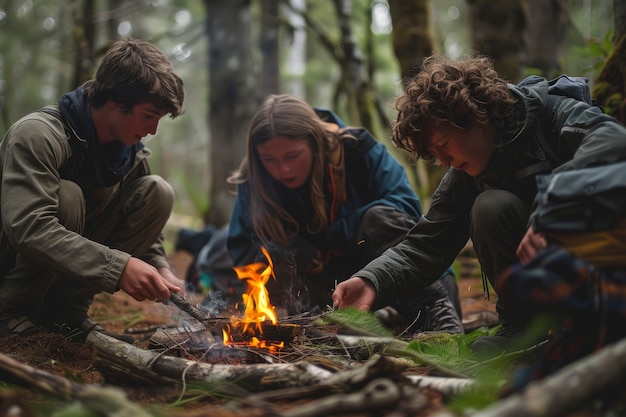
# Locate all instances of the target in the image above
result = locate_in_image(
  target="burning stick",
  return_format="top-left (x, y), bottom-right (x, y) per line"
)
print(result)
top-left (223, 247), bottom-right (300, 351)
top-left (169, 291), bottom-right (211, 323)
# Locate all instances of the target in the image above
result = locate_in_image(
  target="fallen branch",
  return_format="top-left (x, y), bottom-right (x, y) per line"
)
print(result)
top-left (469, 336), bottom-right (626, 417)
top-left (0, 351), bottom-right (156, 417)
top-left (279, 378), bottom-right (401, 417)
top-left (406, 374), bottom-right (476, 396)
top-left (337, 334), bottom-right (470, 378)
top-left (0, 351), bottom-right (84, 400)
top-left (87, 331), bottom-right (333, 391)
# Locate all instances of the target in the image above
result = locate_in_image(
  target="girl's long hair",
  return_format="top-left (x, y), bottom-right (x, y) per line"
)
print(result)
top-left (228, 94), bottom-right (340, 246)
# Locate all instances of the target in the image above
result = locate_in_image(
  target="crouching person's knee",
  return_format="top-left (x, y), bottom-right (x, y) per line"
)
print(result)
top-left (136, 175), bottom-right (175, 221)
top-left (58, 180), bottom-right (85, 233)
top-left (357, 205), bottom-right (416, 260)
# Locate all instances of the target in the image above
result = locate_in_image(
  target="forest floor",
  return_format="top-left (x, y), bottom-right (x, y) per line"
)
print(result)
top-left (0, 242), bottom-right (499, 417)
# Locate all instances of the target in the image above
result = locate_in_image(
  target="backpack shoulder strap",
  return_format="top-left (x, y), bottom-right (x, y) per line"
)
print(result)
top-left (537, 94), bottom-right (565, 166)
top-left (513, 95), bottom-right (565, 179)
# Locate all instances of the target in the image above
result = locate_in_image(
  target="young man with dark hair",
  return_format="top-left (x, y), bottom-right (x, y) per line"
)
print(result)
top-left (0, 39), bottom-right (186, 342)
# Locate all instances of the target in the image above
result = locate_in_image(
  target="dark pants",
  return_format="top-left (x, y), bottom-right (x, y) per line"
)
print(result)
top-left (304, 205), bottom-right (462, 319)
top-left (205, 205), bottom-right (462, 327)
top-left (470, 190), bottom-right (529, 324)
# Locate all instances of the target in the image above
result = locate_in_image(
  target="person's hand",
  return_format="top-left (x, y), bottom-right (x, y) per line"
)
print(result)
top-left (158, 266), bottom-right (186, 297)
top-left (118, 257), bottom-right (182, 302)
top-left (516, 226), bottom-right (547, 264)
top-left (331, 277), bottom-right (376, 311)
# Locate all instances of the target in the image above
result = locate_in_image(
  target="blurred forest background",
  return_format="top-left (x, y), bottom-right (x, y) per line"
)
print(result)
top-left (0, 0), bottom-right (620, 237)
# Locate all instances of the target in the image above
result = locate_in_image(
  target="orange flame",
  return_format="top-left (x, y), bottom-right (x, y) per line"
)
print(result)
top-left (223, 247), bottom-right (284, 351)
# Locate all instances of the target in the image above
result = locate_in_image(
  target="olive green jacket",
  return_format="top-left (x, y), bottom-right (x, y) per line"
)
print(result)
top-left (0, 106), bottom-right (168, 294)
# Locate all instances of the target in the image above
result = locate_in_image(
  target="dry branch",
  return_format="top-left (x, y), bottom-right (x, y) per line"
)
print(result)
top-left (337, 334), bottom-right (470, 378)
top-left (406, 374), bottom-right (476, 396)
top-left (469, 337), bottom-right (626, 417)
top-left (0, 351), bottom-right (84, 399)
top-left (279, 378), bottom-right (401, 417)
top-left (0, 351), bottom-right (154, 416)
top-left (87, 331), bottom-right (333, 391)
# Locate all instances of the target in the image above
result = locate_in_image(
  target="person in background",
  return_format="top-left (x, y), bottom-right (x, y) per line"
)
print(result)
top-left (332, 53), bottom-right (626, 353)
top-left (226, 94), bottom-right (462, 334)
top-left (0, 39), bottom-right (186, 342)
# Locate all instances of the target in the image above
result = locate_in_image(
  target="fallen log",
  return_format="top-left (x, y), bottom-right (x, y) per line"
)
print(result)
top-left (406, 374), bottom-right (476, 396)
top-left (279, 378), bottom-right (402, 417)
top-left (0, 351), bottom-right (84, 400)
top-left (0, 351), bottom-right (156, 417)
top-left (87, 331), bottom-right (333, 391)
top-left (336, 334), bottom-right (470, 378)
top-left (467, 336), bottom-right (626, 417)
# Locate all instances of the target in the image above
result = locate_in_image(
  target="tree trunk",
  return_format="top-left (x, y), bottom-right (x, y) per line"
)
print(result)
top-left (593, 0), bottom-right (626, 123)
top-left (71, 0), bottom-right (97, 87)
top-left (387, 0), bottom-right (436, 82)
top-left (386, 0), bottom-right (443, 208)
top-left (287, 1), bottom-right (382, 135)
top-left (204, 0), bottom-right (258, 227)
top-left (332, 0), bottom-right (378, 134)
top-left (260, 0), bottom-right (281, 97)
top-left (466, 0), bottom-right (528, 83)
top-left (526, 0), bottom-right (568, 77)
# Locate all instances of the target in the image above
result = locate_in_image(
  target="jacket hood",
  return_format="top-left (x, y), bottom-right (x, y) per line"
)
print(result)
top-left (58, 86), bottom-right (96, 146)
top-left (57, 87), bottom-right (143, 188)
top-left (494, 76), bottom-right (550, 151)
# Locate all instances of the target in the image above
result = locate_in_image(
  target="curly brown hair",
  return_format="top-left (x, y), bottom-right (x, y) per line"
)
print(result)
top-left (392, 54), bottom-right (516, 161)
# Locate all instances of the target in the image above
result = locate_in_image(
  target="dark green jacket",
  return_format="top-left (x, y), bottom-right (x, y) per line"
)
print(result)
top-left (355, 76), bottom-right (626, 306)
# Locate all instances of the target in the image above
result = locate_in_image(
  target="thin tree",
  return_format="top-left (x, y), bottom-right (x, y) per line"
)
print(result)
top-left (260, 0), bottom-right (281, 97)
top-left (286, 0), bottom-right (380, 134)
top-left (526, 0), bottom-right (569, 77)
top-left (388, 0), bottom-right (435, 82)
top-left (71, 0), bottom-right (97, 87)
top-left (203, 0), bottom-right (258, 227)
top-left (386, 0), bottom-right (442, 204)
top-left (466, 0), bottom-right (528, 82)
top-left (593, 0), bottom-right (626, 123)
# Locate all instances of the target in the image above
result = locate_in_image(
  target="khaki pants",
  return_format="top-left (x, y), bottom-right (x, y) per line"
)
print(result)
top-left (0, 175), bottom-right (173, 322)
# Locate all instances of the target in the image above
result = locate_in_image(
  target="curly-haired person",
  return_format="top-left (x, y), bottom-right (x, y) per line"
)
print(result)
top-left (332, 53), bottom-right (626, 354)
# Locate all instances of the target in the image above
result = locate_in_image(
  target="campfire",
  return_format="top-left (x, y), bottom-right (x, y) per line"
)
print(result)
top-left (223, 246), bottom-right (300, 352)
top-left (150, 247), bottom-right (302, 364)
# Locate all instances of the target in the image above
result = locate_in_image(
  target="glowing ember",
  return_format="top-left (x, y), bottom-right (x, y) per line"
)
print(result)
top-left (223, 247), bottom-right (285, 351)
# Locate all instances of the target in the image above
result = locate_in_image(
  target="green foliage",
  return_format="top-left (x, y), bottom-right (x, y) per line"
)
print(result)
top-left (173, 171), bottom-right (210, 218)
top-left (320, 308), bottom-right (544, 411)
top-left (166, 381), bottom-right (242, 407)
top-left (319, 307), bottom-right (395, 337)
top-left (573, 30), bottom-right (613, 77)
top-left (403, 328), bottom-right (517, 411)
top-left (50, 386), bottom-right (165, 417)
top-left (447, 377), bottom-right (506, 412)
